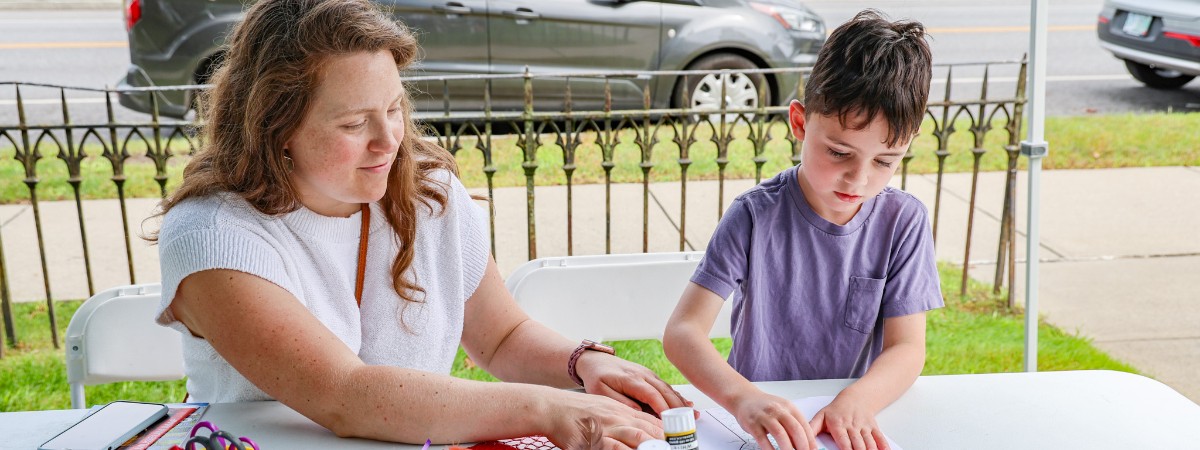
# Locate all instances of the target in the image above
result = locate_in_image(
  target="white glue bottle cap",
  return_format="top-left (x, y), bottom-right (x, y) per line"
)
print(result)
top-left (660, 407), bottom-right (698, 450)
top-left (638, 439), bottom-right (672, 450)
top-left (661, 407), bottom-right (696, 434)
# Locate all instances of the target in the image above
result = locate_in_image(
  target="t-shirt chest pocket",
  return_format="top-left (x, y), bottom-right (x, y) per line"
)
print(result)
top-left (843, 276), bottom-right (885, 333)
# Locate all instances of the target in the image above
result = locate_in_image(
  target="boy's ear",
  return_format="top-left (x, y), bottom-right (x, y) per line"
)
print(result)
top-left (789, 100), bottom-right (807, 141)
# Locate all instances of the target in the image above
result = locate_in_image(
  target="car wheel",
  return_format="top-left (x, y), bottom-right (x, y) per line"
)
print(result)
top-left (1124, 60), bottom-right (1195, 89)
top-left (674, 53), bottom-right (771, 122)
top-left (187, 52), bottom-right (226, 114)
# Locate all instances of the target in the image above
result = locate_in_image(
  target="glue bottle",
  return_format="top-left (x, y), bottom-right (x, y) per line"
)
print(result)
top-left (660, 407), bottom-right (698, 450)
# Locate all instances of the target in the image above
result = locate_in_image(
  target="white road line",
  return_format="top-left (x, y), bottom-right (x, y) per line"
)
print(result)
top-left (0, 20), bottom-right (114, 24)
top-left (931, 74), bottom-right (1132, 84)
top-left (0, 98), bottom-right (110, 106)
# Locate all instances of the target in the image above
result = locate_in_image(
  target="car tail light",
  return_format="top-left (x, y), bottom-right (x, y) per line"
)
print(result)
top-left (124, 0), bottom-right (142, 32)
top-left (1164, 31), bottom-right (1200, 47)
top-left (1098, 14), bottom-right (1109, 24)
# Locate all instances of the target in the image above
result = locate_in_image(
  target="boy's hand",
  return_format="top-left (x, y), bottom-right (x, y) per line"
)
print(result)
top-left (730, 390), bottom-right (819, 450)
top-left (808, 397), bottom-right (888, 450)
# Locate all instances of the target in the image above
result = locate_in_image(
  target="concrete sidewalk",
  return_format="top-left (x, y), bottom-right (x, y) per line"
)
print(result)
top-left (1, 166), bottom-right (1197, 403)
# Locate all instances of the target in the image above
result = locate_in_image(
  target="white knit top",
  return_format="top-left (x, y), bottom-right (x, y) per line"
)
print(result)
top-left (155, 170), bottom-right (490, 402)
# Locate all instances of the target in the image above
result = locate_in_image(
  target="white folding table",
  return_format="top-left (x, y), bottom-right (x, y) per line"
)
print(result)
top-left (3, 370), bottom-right (1196, 450)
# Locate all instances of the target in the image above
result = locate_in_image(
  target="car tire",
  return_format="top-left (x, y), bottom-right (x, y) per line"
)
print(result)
top-left (674, 53), bottom-right (771, 121)
top-left (187, 52), bottom-right (226, 114)
top-left (1124, 60), bottom-right (1195, 89)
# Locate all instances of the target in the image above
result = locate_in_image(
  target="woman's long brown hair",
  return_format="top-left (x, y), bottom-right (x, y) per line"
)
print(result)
top-left (150, 0), bottom-right (457, 305)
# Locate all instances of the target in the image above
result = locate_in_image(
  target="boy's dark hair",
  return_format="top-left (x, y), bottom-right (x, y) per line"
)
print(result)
top-left (803, 9), bottom-right (932, 147)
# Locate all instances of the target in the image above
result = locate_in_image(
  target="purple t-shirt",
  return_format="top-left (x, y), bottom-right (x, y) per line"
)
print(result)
top-left (691, 165), bottom-right (943, 381)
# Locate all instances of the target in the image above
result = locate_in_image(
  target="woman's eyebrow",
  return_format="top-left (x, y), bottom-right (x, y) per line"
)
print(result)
top-left (331, 93), bottom-right (404, 119)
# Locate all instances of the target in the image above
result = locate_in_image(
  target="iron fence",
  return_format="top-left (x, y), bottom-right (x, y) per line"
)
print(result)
top-left (0, 60), bottom-right (1028, 353)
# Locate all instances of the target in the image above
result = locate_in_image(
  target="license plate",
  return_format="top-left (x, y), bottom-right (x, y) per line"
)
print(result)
top-left (1122, 12), bottom-right (1153, 37)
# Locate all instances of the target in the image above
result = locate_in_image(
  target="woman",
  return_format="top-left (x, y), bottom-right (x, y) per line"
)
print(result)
top-left (151, 0), bottom-right (689, 448)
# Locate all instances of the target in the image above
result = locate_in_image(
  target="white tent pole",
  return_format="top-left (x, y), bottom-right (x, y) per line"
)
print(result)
top-left (1022, 0), bottom-right (1050, 372)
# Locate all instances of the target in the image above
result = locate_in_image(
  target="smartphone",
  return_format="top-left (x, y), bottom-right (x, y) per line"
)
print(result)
top-left (40, 400), bottom-right (169, 450)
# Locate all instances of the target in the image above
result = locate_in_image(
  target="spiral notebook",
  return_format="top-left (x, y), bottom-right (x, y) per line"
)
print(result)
top-left (117, 403), bottom-right (209, 450)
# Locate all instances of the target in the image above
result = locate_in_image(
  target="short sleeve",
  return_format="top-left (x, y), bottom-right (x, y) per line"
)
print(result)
top-left (691, 199), bottom-right (754, 299)
top-left (880, 202), bottom-right (944, 318)
top-left (155, 199), bottom-right (292, 333)
top-left (444, 172), bottom-right (491, 300)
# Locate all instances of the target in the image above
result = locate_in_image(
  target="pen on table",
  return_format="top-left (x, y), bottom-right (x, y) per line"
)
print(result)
top-left (423, 438), bottom-right (432, 450)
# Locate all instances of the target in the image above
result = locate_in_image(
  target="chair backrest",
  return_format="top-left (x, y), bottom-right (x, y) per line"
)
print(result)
top-left (65, 282), bottom-right (184, 409)
top-left (505, 252), bottom-right (732, 342)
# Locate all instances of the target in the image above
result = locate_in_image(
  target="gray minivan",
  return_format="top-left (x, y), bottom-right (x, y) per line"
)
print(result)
top-left (118, 0), bottom-right (825, 118)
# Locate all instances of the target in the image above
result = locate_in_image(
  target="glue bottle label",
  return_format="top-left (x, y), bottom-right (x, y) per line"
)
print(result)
top-left (665, 430), bottom-right (698, 450)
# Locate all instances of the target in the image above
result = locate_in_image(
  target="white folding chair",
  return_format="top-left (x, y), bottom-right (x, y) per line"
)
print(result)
top-left (65, 282), bottom-right (185, 409)
top-left (505, 252), bottom-right (732, 342)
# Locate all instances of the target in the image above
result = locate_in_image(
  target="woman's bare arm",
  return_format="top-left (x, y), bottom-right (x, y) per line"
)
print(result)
top-left (459, 257), bottom-right (692, 415)
top-left (171, 268), bottom-right (659, 447)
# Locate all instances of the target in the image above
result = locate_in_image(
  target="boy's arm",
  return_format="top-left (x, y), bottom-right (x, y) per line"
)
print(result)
top-left (835, 313), bottom-right (926, 412)
top-left (663, 282), bottom-right (819, 450)
top-left (808, 313), bottom-right (926, 450)
top-left (663, 282), bottom-right (753, 406)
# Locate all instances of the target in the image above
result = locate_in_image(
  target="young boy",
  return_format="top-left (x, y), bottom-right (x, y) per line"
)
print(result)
top-left (663, 10), bottom-right (942, 450)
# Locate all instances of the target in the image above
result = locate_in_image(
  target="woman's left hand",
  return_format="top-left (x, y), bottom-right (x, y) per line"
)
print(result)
top-left (575, 351), bottom-right (693, 416)
top-left (808, 397), bottom-right (888, 450)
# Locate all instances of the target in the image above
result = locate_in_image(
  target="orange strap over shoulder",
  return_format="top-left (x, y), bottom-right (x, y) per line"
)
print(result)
top-left (355, 203), bottom-right (370, 307)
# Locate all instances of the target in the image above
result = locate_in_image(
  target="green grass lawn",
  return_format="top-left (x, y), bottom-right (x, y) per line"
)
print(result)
top-left (0, 264), bottom-right (1135, 411)
top-left (0, 113), bottom-right (1197, 205)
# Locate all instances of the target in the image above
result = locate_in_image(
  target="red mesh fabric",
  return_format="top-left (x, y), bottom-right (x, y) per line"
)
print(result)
top-left (468, 436), bottom-right (559, 450)
top-left (463, 442), bottom-right (519, 450)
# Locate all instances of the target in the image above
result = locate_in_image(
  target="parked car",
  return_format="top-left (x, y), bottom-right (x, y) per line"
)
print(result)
top-left (117, 0), bottom-right (826, 119)
top-left (1097, 0), bottom-right (1200, 89)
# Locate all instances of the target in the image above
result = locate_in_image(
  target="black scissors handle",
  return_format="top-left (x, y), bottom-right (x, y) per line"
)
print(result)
top-left (183, 436), bottom-right (218, 450)
top-left (186, 431), bottom-right (247, 450)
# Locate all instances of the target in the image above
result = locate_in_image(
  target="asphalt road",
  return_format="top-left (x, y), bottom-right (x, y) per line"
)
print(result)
top-left (805, 0), bottom-right (1200, 115)
top-left (1, 0), bottom-right (1199, 127)
top-left (0, 9), bottom-right (150, 126)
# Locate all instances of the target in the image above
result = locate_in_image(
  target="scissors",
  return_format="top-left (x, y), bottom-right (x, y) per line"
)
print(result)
top-left (171, 420), bottom-right (260, 450)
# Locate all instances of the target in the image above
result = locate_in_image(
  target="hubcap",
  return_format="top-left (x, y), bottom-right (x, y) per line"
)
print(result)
top-left (1153, 68), bottom-right (1185, 79)
top-left (689, 72), bottom-right (760, 122)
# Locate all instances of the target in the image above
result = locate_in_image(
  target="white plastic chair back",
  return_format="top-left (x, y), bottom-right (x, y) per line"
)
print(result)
top-left (505, 252), bottom-right (732, 342)
top-left (65, 283), bottom-right (184, 409)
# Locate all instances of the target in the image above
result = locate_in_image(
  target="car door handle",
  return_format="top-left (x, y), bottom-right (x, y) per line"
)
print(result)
top-left (502, 8), bottom-right (541, 21)
top-left (432, 2), bottom-right (472, 15)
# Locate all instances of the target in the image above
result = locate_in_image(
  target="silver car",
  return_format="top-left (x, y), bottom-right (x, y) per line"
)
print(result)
top-left (1097, 0), bottom-right (1200, 89)
top-left (117, 0), bottom-right (826, 118)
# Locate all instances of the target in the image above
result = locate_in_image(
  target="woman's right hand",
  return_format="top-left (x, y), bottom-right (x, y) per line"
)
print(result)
top-left (546, 390), bottom-right (665, 450)
top-left (729, 389), bottom-right (819, 450)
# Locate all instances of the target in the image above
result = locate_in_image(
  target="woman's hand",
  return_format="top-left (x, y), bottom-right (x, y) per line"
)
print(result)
top-left (574, 351), bottom-right (693, 416)
top-left (808, 397), bottom-right (888, 450)
top-left (728, 389), bottom-right (819, 450)
top-left (546, 390), bottom-right (665, 450)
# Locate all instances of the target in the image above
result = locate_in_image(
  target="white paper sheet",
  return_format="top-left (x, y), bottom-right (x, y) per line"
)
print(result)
top-left (696, 396), bottom-right (902, 450)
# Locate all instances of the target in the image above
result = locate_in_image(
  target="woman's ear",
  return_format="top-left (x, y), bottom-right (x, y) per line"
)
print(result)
top-left (789, 100), bottom-right (807, 141)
